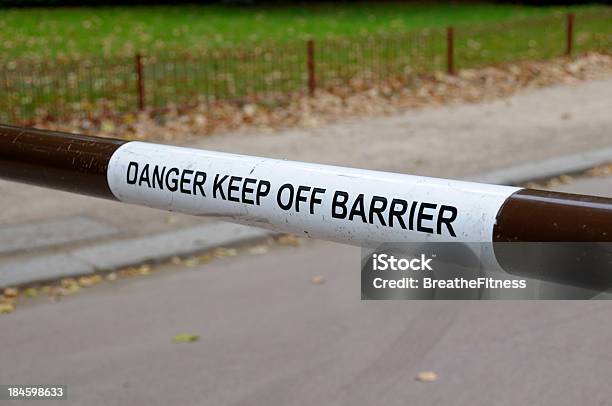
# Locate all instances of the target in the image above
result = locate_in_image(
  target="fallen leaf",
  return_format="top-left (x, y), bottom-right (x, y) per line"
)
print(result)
top-left (61, 278), bottom-right (78, 288)
top-left (278, 234), bottom-right (301, 247)
top-left (0, 296), bottom-right (15, 305)
top-left (173, 334), bottom-right (199, 343)
top-left (248, 245), bottom-right (269, 255)
top-left (194, 254), bottom-right (212, 264)
top-left (0, 303), bottom-right (15, 314)
top-left (416, 371), bottom-right (438, 382)
top-left (119, 267), bottom-right (140, 278)
top-left (78, 275), bottom-right (100, 288)
top-left (3, 287), bottom-right (19, 298)
top-left (100, 119), bottom-right (115, 133)
top-left (311, 275), bottom-right (326, 285)
top-left (24, 287), bottom-right (38, 298)
top-left (183, 258), bottom-right (199, 267)
top-left (59, 284), bottom-right (80, 295)
top-left (213, 248), bottom-right (237, 258)
top-left (139, 265), bottom-right (152, 275)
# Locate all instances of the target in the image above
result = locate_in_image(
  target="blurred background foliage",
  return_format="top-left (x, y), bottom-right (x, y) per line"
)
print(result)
top-left (0, 1), bottom-right (607, 60)
top-left (0, 0), bottom-right (608, 6)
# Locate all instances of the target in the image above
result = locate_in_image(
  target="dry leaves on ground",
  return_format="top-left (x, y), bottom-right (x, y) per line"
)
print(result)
top-left (277, 234), bottom-right (302, 247)
top-left (33, 53), bottom-right (612, 142)
top-left (0, 303), bottom-right (15, 314)
top-left (3, 287), bottom-right (19, 298)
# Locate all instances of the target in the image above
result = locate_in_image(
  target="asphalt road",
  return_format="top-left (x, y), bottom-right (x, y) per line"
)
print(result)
top-left (2, 175), bottom-right (612, 406)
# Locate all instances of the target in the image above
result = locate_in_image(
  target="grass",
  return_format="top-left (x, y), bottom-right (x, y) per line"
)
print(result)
top-left (0, 3), bottom-right (610, 123)
top-left (0, 3), bottom-right (610, 60)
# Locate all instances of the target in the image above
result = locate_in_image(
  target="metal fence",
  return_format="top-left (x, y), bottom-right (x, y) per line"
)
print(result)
top-left (1, 10), bottom-right (610, 124)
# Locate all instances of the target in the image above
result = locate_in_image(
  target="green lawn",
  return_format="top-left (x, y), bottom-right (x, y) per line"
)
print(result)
top-left (0, 3), bottom-right (609, 60)
top-left (0, 3), bottom-right (610, 123)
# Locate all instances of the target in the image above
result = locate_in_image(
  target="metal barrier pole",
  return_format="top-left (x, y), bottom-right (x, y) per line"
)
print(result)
top-left (446, 26), bottom-right (455, 75)
top-left (566, 13), bottom-right (575, 57)
top-left (307, 39), bottom-right (316, 97)
top-left (1, 124), bottom-right (612, 247)
top-left (135, 53), bottom-right (145, 110)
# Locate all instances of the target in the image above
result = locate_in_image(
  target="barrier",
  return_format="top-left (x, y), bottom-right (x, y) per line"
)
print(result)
top-left (4, 123), bottom-right (612, 292)
top-left (2, 124), bottom-right (612, 248)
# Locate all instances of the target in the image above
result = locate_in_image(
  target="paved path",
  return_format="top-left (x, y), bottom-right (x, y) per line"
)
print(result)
top-left (191, 78), bottom-right (612, 179)
top-left (1, 175), bottom-right (612, 406)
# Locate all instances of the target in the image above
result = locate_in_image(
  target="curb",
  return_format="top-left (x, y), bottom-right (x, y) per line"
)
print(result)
top-left (2, 147), bottom-right (611, 288)
top-left (467, 147), bottom-right (612, 186)
top-left (0, 223), bottom-right (277, 288)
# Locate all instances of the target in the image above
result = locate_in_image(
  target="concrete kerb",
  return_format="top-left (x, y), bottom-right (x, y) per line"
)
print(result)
top-left (468, 147), bottom-right (612, 186)
top-left (0, 223), bottom-right (277, 288)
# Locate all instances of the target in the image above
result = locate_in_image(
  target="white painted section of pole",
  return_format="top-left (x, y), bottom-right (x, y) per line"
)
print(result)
top-left (107, 142), bottom-right (521, 246)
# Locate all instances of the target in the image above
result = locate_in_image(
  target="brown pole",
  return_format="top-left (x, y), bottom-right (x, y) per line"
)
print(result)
top-left (2, 124), bottom-right (612, 290)
top-left (135, 53), bottom-right (145, 110)
top-left (494, 189), bottom-right (612, 242)
top-left (493, 189), bottom-right (612, 289)
top-left (446, 26), bottom-right (455, 75)
top-left (0, 124), bottom-right (124, 199)
top-left (307, 39), bottom-right (316, 97)
top-left (2, 124), bottom-right (612, 245)
top-left (565, 13), bottom-right (575, 57)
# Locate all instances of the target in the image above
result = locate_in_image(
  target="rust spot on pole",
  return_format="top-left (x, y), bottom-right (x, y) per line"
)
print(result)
top-left (307, 39), bottom-right (316, 97)
top-left (0, 124), bottom-right (125, 199)
top-left (446, 26), bottom-right (455, 75)
top-left (566, 13), bottom-right (575, 57)
top-left (135, 53), bottom-right (145, 110)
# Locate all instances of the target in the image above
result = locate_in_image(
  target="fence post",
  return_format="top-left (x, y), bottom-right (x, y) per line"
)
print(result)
top-left (135, 53), bottom-right (145, 110)
top-left (446, 26), bottom-right (455, 75)
top-left (2, 71), bottom-right (16, 124)
top-left (566, 13), bottom-right (575, 57)
top-left (307, 39), bottom-right (316, 97)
